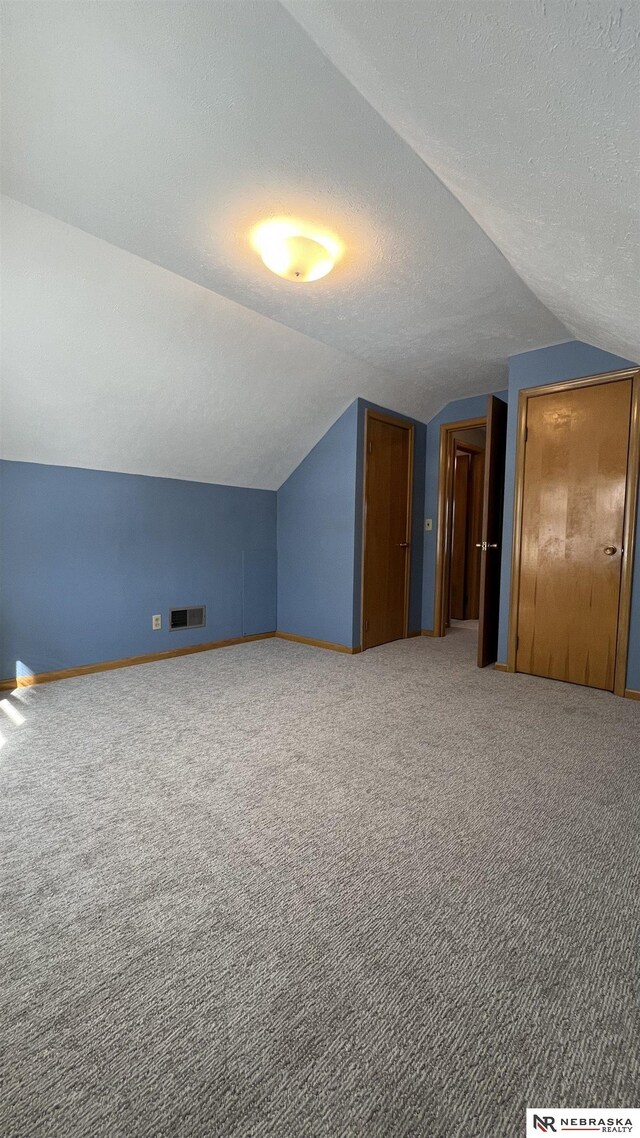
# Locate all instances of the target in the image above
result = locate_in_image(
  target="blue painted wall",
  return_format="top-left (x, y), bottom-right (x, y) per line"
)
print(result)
top-left (496, 342), bottom-right (639, 687)
top-left (5, 342), bottom-right (636, 686)
top-left (421, 388), bottom-right (508, 632)
top-left (0, 460), bottom-right (276, 679)
top-left (277, 402), bottom-right (359, 648)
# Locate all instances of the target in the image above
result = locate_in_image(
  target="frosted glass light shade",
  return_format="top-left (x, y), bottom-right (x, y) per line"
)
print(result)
top-left (250, 219), bottom-right (342, 283)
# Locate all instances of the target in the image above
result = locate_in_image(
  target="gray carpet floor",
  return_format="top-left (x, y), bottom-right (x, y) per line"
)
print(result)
top-left (1, 625), bottom-right (639, 1138)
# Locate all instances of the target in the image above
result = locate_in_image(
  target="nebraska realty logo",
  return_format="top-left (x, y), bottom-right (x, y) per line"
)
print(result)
top-left (526, 1110), bottom-right (640, 1135)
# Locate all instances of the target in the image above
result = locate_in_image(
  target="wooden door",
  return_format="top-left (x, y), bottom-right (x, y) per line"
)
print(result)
top-left (477, 396), bottom-right (507, 666)
top-left (450, 451), bottom-right (470, 620)
top-left (362, 412), bottom-right (414, 650)
top-left (516, 379), bottom-right (632, 690)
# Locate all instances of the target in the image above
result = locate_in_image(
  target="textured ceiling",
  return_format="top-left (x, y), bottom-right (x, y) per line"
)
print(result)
top-left (2, 197), bottom-right (388, 488)
top-left (1, 1), bottom-right (635, 486)
top-left (285, 0), bottom-right (640, 363)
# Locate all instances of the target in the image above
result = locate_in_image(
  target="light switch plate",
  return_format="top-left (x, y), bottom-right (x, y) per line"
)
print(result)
top-left (424, 518), bottom-right (433, 532)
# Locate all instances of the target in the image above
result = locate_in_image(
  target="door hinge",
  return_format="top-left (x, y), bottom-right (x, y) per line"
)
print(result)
top-left (364, 619), bottom-right (369, 632)
top-left (524, 426), bottom-right (528, 442)
top-left (368, 440), bottom-right (372, 454)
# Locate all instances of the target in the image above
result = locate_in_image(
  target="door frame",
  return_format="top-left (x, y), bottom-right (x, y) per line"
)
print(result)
top-left (360, 407), bottom-right (415, 649)
top-left (506, 367), bottom-right (640, 696)
top-left (433, 416), bottom-right (486, 637)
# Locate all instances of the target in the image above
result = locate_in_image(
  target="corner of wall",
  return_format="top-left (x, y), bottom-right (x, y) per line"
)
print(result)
top-left (276, 400), bottom-right (360, 648)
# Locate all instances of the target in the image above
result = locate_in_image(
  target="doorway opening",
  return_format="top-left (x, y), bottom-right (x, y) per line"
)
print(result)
top-left (433, 396), bottom-right (507, 666)
top-left (449, 428), bottom-right (485, 623)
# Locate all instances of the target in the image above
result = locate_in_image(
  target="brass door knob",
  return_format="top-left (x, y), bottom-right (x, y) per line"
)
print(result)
top-left (603, 546), bottom-right (617, 555)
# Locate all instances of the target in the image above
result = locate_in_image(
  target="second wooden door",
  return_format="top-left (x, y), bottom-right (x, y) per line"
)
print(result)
top-left (362, 412), bottom-right (414, 650)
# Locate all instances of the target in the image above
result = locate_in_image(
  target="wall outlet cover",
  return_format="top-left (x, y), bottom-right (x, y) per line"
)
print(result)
top-left (152, 614), bottom-right (162, 630)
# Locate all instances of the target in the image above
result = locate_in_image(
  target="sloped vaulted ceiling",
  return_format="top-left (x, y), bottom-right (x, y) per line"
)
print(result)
top-left (285, 0), bottom-right (640, 363)
top-left (1, 1), bottom-right (637, 488)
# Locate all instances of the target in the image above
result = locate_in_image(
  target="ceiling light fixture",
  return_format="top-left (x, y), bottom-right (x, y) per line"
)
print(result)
top-left (250, 218), bottom-right (342, 283)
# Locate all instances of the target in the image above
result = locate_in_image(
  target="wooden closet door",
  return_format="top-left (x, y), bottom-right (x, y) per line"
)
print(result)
top-left (362, 414), bottom-right (413, 650)
top-left (516, 379), bottom-right (632, 690)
